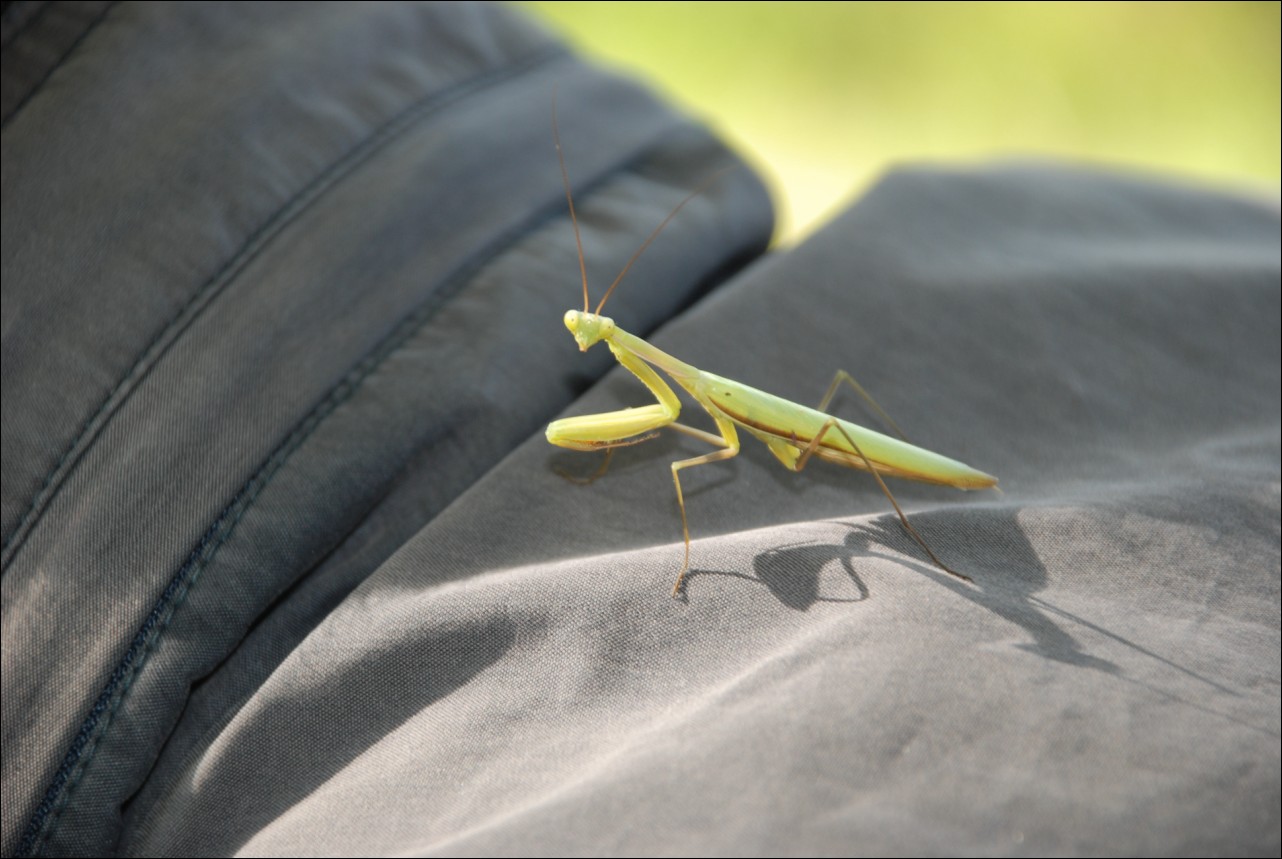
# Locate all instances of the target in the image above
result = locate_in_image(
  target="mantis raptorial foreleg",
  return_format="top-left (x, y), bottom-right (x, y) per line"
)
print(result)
top-left (553, 343), bottom-right (681, 482)
top-left (558, 422), bottom-right (720, 485)
top-left (670, 414), bottom-right (740, 596)
top-left (792, 417), bottom-right (971, 582)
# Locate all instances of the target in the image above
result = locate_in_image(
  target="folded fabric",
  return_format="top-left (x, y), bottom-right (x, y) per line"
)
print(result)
top-left (3, 2), bottom-right (1277, 856)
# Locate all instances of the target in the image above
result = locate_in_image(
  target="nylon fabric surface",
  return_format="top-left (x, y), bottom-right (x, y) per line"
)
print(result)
top-left (2, 2), bottom-right (1278, 857)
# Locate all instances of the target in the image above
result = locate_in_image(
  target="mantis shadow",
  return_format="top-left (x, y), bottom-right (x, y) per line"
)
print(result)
top-left (681, 537), bottom-right (870, 610)
top-left (752, 537), bottom-right (871, 608)
top-left (550, 412), bottom-right (1245, 699)
top-left (840, 514), bottom-right (1121, 672)
top-left (681, 511), bottom-right (1263, 740)
top-left (689, 511), bottom-right (1121, 672)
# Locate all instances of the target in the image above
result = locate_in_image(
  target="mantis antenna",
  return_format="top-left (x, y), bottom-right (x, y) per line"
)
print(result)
top-left (593, 167), bottom-right (732, 315)
top-left (552, 92), bottom-right (590, 313)
top-left (553, 91), bottom-right (731, 315)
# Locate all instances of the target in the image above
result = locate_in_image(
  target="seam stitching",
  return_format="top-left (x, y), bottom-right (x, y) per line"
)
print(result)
top-left (1, 1), bottom-right (53, 50)
top-left (0, 43), bottom-right (566, 571)
top-left (0, 0), bottom-right (117, 128)
top-left (17, 126), bottom-right (695, 858)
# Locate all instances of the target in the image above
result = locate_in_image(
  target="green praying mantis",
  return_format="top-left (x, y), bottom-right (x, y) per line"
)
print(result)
top-left (545, 114), bottom-right (997, 597)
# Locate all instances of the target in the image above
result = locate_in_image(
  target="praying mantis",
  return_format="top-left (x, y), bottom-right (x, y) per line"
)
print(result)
top-left (545, 112), bottom-right (997, 597)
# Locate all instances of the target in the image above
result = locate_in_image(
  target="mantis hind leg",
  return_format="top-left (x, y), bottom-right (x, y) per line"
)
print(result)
top-left (670, 416), bottom-right (740, 597)
top-left (794, 417), bottom-right (971, 583)
top-left (819, 370), bottom-right (910, 442)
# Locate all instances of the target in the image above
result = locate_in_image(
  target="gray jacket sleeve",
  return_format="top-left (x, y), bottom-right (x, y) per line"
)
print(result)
top-left (3, 2), bottom-right (1276, 857)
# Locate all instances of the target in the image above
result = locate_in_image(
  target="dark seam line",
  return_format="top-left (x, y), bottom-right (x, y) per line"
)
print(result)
top-left (0, 42), bottom-right (569, 572)
top-left (17, 130), bottom-right (693, 857)
top-left (1, 1), bottom-right (52, 50)
top-left (0, 0), bottom-right (116, 128)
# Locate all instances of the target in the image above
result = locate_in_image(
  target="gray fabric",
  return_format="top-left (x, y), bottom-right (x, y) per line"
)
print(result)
top-left (1, 2), bottom-right (770, 855)
top-left (3, 2), bottom-right (1279, 857)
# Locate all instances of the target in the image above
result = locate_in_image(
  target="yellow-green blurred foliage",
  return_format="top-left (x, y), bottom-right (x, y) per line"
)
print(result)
top-left (520, 1), bottom-right (1280, 243)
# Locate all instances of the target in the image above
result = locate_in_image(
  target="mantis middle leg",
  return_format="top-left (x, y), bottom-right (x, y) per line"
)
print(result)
top-left (670, 414), bottom-right (740, 596)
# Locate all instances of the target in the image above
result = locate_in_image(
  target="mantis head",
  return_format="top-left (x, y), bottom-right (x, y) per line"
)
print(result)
top-left (564, 310), bottom-right (615, 352)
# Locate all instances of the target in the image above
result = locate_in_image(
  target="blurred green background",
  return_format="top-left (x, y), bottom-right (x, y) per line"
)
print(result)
top-left (520, 1), bottom-right (1280, 243)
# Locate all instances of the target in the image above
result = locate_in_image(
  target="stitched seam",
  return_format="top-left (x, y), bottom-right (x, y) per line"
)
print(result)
top-left (1, 1), bottom-right (53, 50)
top-left (17, 131), bottom-right (694, 857)
top-left (0, 0), bottom-right (116, 128)
top-left (0, 43), bottom-right (568, 572)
